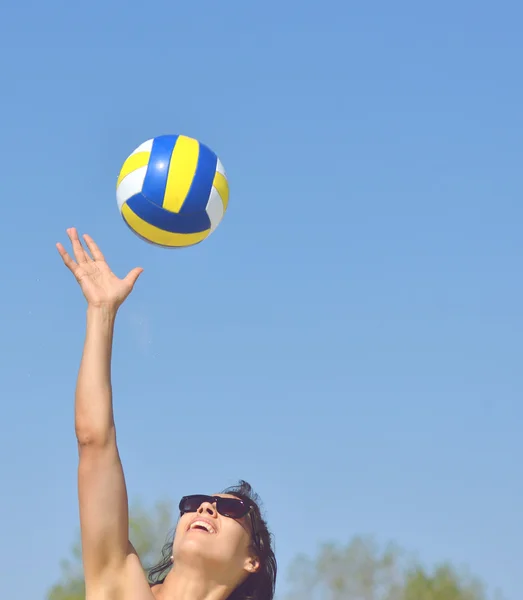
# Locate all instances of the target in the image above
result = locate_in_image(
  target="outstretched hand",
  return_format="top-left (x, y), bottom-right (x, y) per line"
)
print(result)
top-left (56, 228), bottom-right (143, 309)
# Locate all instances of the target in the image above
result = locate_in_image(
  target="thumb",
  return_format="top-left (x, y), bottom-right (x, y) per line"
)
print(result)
top-left (124, 267), bottom-right (144, 289)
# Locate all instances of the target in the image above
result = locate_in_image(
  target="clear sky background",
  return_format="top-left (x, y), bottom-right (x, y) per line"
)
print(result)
top-left (0, 1), bottom-right (521, 598)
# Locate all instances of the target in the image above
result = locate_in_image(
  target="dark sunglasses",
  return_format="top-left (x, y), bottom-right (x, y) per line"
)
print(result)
top-left (179, 494), bottom-right (252, 519)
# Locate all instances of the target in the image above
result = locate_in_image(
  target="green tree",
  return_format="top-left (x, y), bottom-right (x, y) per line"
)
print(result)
top-left (284, 536), bottom-right (405, 600)
top-left (284, 536), bottom-right (504, 600)
top-left (46, 499), bottom-right (174, 600)
top-left (403, 564), bottom-right (504, 600)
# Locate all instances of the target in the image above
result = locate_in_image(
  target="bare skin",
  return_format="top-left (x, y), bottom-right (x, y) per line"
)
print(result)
top-left (57, 228), bottom-right (258, 600)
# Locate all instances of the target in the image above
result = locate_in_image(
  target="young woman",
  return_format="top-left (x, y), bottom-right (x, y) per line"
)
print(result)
top-left (57, 228), bottom-right (277, 600)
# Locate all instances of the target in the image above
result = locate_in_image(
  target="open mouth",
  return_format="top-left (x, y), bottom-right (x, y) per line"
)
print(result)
top-left (188, 520), bottom-right (216, 534)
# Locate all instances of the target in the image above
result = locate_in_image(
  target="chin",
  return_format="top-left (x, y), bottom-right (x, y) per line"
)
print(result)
top-left (174, 537), bottom-right (226, 569)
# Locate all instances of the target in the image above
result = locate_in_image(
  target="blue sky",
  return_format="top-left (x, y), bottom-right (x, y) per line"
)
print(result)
top-left (0, 0), bottom-right (521, 598)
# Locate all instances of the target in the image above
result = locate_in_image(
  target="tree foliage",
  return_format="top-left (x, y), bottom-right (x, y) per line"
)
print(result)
top-left (284, 536), bottom-right (405, 600)
top-left (284, 536), bottom-right (503, 600)
top-left (402, 564), bottom-right (504, 600)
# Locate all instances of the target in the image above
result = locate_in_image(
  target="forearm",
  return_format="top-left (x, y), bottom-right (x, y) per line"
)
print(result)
top-left (75, 305), bottom-right (118, 445)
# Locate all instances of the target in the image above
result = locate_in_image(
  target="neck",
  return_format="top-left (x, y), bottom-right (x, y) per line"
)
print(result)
top-left (152, 563), bottom-right (234, 600)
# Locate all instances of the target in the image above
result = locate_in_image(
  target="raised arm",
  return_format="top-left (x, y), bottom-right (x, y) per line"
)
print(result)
top-left (57, 228), bottom-right (143, 595)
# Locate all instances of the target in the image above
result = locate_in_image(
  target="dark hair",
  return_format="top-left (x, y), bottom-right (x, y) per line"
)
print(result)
top-left (148, 480), bottom-right (277, 600)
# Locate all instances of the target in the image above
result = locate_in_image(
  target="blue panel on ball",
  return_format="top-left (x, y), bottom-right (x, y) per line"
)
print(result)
top-left (126, 193), bottom-right (211, 234)
top-left (179, 142), bottom-right (218, 214)
top-left (142, 135), bottom-right (178, 206)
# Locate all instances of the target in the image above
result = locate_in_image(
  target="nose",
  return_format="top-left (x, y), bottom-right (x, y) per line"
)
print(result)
top-left (197, 501), bottom-right (218, 517)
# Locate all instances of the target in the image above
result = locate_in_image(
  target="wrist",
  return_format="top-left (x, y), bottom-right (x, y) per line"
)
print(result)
top-left (86, 303), bottom-right (118, 325)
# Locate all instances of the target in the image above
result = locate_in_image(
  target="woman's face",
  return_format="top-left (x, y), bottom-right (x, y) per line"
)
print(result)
top-left (171, 494), bottom-right (259, 583)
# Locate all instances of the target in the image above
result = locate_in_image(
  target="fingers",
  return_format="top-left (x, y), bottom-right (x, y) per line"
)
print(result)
top-left (124, 267), bottom-right (144, 289)
top-left (82, 233), bottom-right (105, 262)
top-left (67, 227), bottom-right (90, 264)
top-left (56, 242), bottom-right (79, 275)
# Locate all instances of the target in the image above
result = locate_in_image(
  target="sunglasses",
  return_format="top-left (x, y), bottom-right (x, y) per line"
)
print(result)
top-left (179, 494), bottom-right (252, 519)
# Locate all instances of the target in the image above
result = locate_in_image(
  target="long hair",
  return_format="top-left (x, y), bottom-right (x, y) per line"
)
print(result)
top-left (148, 480), bottom-right (277, 600)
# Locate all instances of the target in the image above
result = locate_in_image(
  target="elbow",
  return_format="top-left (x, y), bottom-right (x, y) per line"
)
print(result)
top-left (75, 424), bottom-right (116, 448)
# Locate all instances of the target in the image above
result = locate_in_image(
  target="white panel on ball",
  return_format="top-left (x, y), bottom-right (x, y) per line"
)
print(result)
top-left (116, 166), bottom-right (147, 212)
top-left (131, 139), bottom-right (154, 155)
top-left (206, 186), bottom-right (225, 232)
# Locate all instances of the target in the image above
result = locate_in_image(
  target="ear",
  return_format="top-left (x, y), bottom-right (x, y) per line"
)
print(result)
top-left (244, 555), bottom-right (260, 574)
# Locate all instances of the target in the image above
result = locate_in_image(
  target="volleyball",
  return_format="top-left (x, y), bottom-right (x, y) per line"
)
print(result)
top-left (116, 134), bottom-right (229, 248)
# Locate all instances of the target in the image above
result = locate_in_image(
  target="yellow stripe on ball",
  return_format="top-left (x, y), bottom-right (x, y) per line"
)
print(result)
top-left (121, 203), bottom-right (210, 247)
top-left (117, 151), bottom-right (150, 188)
top-left (163, 135), bottom-right (200, 213)
top-left (212, 171), bottom-right (229, 211)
